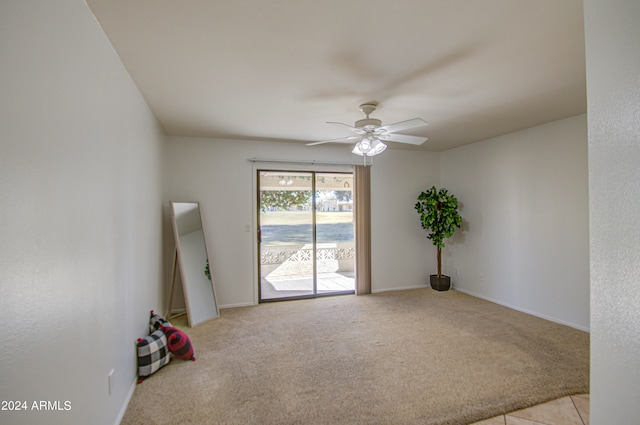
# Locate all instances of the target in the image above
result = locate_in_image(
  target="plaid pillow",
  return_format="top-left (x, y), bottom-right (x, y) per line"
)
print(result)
top-left (136, 329), bottom-right (170, 383)
top-left (149, 310), bottom-right (172, 333)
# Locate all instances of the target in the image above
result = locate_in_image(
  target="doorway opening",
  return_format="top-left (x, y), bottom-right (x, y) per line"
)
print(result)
top-left (257, 170), bottom-right (355, 302)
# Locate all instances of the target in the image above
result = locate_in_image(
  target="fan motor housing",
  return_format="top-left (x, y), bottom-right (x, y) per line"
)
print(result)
top-left (355, 118), bottom-right (382, 130)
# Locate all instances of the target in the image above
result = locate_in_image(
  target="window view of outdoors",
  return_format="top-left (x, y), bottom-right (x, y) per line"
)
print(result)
top-left (259, 171), bottom-right (355, 301)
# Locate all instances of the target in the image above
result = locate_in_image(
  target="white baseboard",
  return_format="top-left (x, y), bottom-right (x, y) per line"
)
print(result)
top-left (453, 286), bottom-right (590, 333)
top-left (219, 302), bottom-right (255, 309)
top-left (114, 378), bottom-right (137, 425)
top-left (372, 284), bottom-right (429, 293)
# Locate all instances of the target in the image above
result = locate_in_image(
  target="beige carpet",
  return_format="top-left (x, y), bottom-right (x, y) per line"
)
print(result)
top-left (122, 289), bottom-right (589, 425)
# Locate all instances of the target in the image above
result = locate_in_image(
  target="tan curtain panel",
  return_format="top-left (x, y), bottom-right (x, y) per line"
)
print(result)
top-left (354, 165), bottom-right (371, 295)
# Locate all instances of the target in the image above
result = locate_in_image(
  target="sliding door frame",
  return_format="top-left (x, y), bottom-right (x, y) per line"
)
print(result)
top-left (255, 165), bottom-right (355, 303)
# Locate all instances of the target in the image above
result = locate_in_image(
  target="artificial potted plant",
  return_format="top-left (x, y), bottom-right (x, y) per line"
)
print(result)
top-left (415, 186), bottom-right (462, 291)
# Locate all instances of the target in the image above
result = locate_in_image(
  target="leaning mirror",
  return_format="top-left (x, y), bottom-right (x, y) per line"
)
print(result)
top-left (169, 201), bottom-right (219, 326)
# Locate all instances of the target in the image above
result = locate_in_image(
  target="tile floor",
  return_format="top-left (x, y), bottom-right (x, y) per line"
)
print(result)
top-left (471, 394), bottom-right (589, 425)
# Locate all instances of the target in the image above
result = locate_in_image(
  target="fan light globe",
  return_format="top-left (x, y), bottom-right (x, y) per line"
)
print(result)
top-left (371, 139), bottom-right (387, 155)
top-left (360, 138), bottom-right (372, 152)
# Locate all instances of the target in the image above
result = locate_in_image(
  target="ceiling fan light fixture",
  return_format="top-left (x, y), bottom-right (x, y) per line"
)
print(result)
top-left (307, 102), bottom-right (428, 162)
top-left (352, 137), bottom-right (386, 157)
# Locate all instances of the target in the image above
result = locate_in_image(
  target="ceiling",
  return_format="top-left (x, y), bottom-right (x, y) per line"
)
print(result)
top-left (86, 0), bottom-right (586, 151)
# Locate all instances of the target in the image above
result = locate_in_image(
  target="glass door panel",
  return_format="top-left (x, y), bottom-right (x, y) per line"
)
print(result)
top-left (315, 173), bottom-right (355, 294)
top-left (259, 171), bottom-right (314, 300)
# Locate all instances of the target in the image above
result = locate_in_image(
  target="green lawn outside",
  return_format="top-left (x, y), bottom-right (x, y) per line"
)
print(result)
top-left (259, 211), bottom-right (354, 246)
top-left (259, 211), bottom-right (354, 225)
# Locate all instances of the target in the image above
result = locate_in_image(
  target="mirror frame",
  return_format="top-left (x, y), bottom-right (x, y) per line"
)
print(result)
top-left (169, 201), bottom-right (219, 326)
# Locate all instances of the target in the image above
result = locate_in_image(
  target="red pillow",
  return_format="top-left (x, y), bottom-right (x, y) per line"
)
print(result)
top-left (160, 325), bottom-right (195, 361)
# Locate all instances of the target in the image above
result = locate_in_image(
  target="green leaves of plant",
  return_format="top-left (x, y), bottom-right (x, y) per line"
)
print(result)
top-left (204, 259), bottom-right (211, 281)
top-left (415, 186), bottom-right (462, 249)
top-left (260, 190), bottom-right (311, 212)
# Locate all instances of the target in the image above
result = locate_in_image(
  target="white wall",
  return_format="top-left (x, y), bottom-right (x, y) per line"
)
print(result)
top-left (0, 2), bottom-right (165, 425)
top-left (584, 0), bottom-right (640, 422)
top-left (440, 115), bottom-right (590, 330)
top-left (371, 150), bottom-right (441, 292)
top-left (163, 137), bottom-right (440, 306)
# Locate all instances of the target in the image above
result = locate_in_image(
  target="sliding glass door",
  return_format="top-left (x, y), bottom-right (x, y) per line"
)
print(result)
top-left (258, 170), bottom-right (355, 301)
top-left (315, 173), bottom-right (356, 296)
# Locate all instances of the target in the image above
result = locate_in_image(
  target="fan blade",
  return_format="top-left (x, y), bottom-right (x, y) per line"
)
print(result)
top-left (378, 118), bottom-right (428, 134)
top-left (306, 135), bottom-right (360, 146)
top-left (383, 134), bottom-right (428, 145)
top-left (327, 121), bottom-right (359, 131)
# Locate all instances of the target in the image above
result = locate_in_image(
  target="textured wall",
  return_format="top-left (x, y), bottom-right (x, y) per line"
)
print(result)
top-left (440, 115), bottom-right (590, 330)
top-left (584, 0), bottom-right (640, 422)
top-left (0, 1), bottom-right (165, 424)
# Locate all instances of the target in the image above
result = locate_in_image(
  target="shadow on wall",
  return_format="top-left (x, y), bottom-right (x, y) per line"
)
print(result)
top-left (448, 201), bottom-right (468, 246)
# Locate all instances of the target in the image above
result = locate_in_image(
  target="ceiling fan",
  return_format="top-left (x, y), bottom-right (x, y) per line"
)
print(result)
top-left (306, 103), bottom-right (429, 162)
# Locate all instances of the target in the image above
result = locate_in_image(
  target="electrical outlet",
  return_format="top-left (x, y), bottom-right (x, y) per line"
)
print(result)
top-left (108, 369), bottom-right (115, 395)
top-left (244, 223), bottom-right (251, 232)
